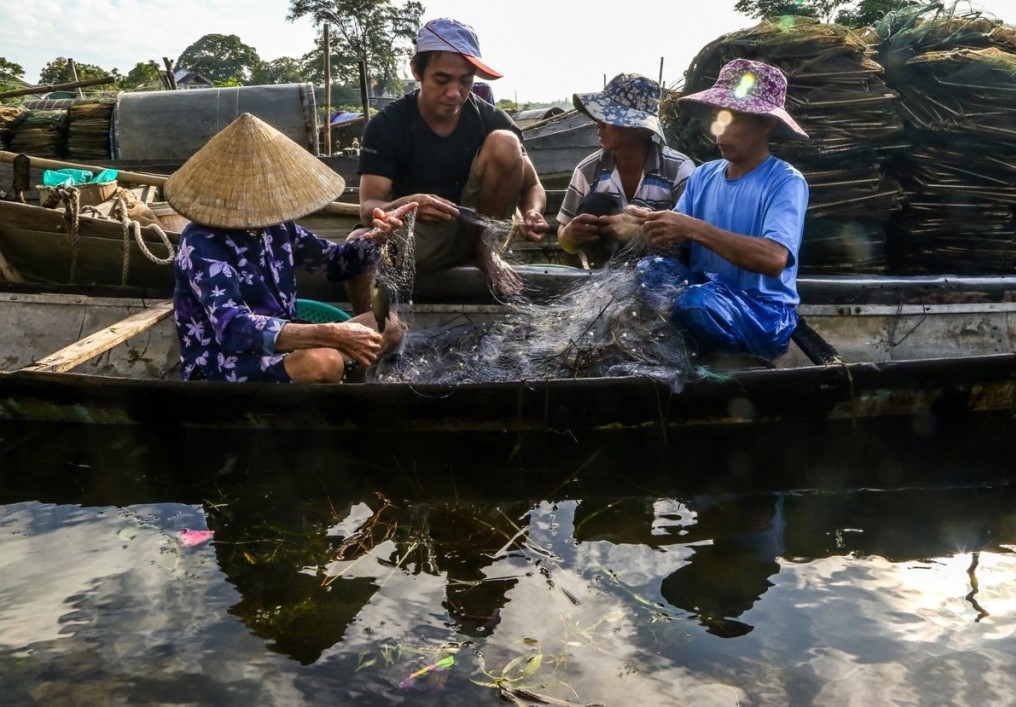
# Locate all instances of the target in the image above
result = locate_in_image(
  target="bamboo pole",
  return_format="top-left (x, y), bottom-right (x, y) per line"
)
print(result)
top-left (67, 59), bottom-right (84, 98)
top-left (324, 25), bottom-right (332, 156)
top-left (0, 150), bottom-right (169, 187)
top-left (0, 76), bottom-right (117, 100)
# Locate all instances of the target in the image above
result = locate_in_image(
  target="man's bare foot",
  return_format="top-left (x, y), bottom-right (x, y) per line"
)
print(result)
top-left (477, 244), bottom-right (522, 298)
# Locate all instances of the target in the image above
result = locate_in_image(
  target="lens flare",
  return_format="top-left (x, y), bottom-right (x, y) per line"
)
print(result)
top-left (733, 73), bottom-right (756, 99)
top-left (710, 109), bottom-right (733, 137)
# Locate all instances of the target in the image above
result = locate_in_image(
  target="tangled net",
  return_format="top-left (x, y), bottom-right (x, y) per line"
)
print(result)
top-left (369, 245), bottom-right (700, 392)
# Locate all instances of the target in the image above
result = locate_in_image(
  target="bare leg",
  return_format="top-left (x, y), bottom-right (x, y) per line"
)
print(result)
top-left (471, 130), bottom-right (526, 297)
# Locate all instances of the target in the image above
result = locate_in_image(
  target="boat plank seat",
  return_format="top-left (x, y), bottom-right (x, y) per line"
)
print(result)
top-left (20, 299), bottom-right (174, 374)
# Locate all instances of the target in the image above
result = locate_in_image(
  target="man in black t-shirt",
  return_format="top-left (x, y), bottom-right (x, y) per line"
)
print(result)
top-left (355, 17), bottom-right (549, 300)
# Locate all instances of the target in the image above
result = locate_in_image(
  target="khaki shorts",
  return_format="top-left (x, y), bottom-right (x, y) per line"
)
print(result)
top-left (412, 153), bottom-right (518, 274)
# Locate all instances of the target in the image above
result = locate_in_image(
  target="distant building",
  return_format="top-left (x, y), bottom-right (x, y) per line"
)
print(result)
top-left (173, 69), bottom-right (213, 90)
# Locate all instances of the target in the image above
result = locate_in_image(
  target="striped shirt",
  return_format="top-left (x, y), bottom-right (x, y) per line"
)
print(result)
top-left (557, 144), bottom-right (695, 224)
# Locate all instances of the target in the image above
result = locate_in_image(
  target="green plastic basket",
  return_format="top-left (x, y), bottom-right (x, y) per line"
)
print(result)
top-left (295, 298), bottom-right (352, 323)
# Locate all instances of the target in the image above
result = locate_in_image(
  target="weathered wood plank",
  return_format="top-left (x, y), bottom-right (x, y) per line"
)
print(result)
top-left (20, 299), bottom-right (174, 373)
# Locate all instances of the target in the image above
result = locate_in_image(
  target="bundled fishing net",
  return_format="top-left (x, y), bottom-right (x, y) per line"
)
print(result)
top-left (664, 17), bottom-right (905, 274)
top-left (874, 2), bottom-right (1016, 274)
top-left (66, 99), bottom-right (115, 160)
top-left (370, 234), bottom-right (701, 392)
top-left (6, 108), bottom-right (66, 157)
top-left (0, 105), bottom-right (24, 150)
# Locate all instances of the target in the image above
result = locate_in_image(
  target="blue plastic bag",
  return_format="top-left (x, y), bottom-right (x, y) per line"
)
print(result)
top-left (42, 168), bottom-right (118, 187)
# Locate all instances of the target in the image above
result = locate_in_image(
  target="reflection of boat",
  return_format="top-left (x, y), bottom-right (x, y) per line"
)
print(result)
top-left (2, 274), bottom-right (1015, 432)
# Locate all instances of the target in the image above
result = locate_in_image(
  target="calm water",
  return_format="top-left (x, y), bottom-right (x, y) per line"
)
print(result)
top-left (2, 417), bottom-right (1016, 706)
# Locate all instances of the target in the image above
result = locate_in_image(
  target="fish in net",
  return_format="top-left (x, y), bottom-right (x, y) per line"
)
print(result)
top-left (370, 203), bottom-right (418, 332)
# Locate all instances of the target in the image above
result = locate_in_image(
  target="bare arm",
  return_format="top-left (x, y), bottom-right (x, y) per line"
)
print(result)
top-left (515, 156), bottom-right (549, 241)
top-left (275, 321), bottom-right (383, 368)
top-left (642, 210), bottom-right (789, 277)
top-left (359, 173), bottom-right (457, 225)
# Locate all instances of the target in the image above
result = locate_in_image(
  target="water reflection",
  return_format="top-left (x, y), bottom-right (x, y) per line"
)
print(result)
top-left (2, 419), bottom-right (1016, 704)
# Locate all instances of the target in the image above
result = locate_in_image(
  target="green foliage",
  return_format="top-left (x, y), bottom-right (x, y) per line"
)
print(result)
top-left (288, 0), bottom-right (423, 95)
top-left (251, 56), bottom-right (308, 85)
top-left (0, 57), bottom-right (25, 80)
top-left (176, 34), bottom-right (262, 85)
top-left (121, 61), bottom-right (164, 90)
top-left (38, 57), bottom-right (114, 86)
top-left (835, 0), bottom-right (921, 27)
top-left (735, 0), bottom-right (932, 25)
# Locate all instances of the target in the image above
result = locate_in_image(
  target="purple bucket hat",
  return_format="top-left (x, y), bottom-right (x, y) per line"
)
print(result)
top-left (678, 58), bottom-right (808, 140)
top-left (573, 73), bottom-right (666, 143)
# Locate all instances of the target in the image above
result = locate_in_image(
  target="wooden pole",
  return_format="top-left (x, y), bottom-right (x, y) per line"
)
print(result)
top-left (658, 57), bottom-right (664, 91)
top-left (324, 25), bottom-right (332, 156)
top-left (359, 60), bottom-right (370, 128)
top-left (163, 57), bottom-right (178, 89)
top-left (20, 300), bottom-right (175, 374)
top-left (67, 59), bottom-right (85, 98)
top-left (0, 150), bottom-right (169, 187)
top-left (0, 151), bottom-right (362, 215)
top-left (0, 76), bottom-right (116, 100)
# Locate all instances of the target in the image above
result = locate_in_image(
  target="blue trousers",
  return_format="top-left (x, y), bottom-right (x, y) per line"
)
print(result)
top-left (634, 256), bottom-right (798, 360)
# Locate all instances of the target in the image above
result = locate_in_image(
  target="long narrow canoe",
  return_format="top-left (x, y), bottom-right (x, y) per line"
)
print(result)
top-left (1, 276), bottom-right (1014, 433)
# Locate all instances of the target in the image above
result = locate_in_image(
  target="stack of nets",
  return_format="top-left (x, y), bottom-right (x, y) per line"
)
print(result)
top-left (874, 3), bottom-right (1016, 274)
top-left (66, 99), bottom-right (115, 160)
top-left (5, 108), bottom-right (66, 157)
top-left (663, 17), bottom-right (906, 274)
top-left (0, 105), bottom-right (24, 150)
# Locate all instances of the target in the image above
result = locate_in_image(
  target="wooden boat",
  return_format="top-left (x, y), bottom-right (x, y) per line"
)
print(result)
top-left (1, 275), bottom-right (1014, 433)
top-left (520, 109), bottom-right (598, 187)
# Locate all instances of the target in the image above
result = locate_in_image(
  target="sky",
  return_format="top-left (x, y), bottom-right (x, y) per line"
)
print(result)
top-left (1, 0), bottom-right (1013, 104)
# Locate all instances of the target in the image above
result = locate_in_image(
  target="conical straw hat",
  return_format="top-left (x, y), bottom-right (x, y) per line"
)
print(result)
top-left (164, 113), bottom-right (346, 229)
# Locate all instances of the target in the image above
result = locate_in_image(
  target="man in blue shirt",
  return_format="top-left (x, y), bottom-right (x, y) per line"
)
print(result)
top-left (638, 59), bottom-right (810, 361)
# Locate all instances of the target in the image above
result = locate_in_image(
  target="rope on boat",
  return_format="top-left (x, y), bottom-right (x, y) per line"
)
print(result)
top-left (56, 186), bottom-right (81, 283)
top-left (111, 189), bottom-right (175, 286)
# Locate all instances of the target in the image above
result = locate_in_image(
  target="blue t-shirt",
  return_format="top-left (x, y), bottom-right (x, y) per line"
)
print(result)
top-left (676, 155), bottom-right (808, 305)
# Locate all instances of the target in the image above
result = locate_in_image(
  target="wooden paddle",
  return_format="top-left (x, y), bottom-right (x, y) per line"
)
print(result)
top-left (19, 300), bottom-right (175, 374)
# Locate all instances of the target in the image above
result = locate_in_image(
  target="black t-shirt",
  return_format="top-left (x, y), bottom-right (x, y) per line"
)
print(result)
top-left (357, 91), bottom-right (522, 202)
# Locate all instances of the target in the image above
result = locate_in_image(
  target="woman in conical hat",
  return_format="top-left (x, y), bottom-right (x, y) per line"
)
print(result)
top-left (166, 112), bottom-right (415, 383)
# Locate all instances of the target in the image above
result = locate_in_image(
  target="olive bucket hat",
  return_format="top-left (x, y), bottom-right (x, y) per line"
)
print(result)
top-left (164, 113), bottom-right (346, 229)
top-left (678, 58), bottom-right (808, 140)
top-left (573, 73), bottom-right (666, 143)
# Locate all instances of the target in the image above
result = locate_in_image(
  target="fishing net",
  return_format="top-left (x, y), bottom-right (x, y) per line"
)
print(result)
top-left (874, 2), bottom-right (1016, 274)
top-left (0, 105), bottom-right (24, 150)
top-left (6, 108), bottom-right (66, 157)
top-left (370, 240), bottom-right (701, 392)
top-left (66, 98), bottom-right (115, 160)
top-left (370, 204), bottom-right (418, 328)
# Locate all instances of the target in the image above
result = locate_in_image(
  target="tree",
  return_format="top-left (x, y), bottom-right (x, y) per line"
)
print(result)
top-left (835, 0), bottom-right (920, 27)
top-left (176, 34), bottom-right (262, 85)
top-left (0, 57), bottom-right (25, 80)
top-left (250, 56), bottom-right (308, 85)
top-left (0, 57), bottom-right (26, 97)
top-left (734, 0), bottom-right (849, 22)
top-left (122, 61), bottom-right (165, 90)
top-left (38, 57), bottom-right (114, 86)
top-left (288, 0), bottom-right (423, 96)
top-left (735, 0), bottom-right (927, 25)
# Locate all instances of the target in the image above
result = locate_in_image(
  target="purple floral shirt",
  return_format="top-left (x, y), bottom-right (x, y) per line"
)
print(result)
top-left (173, 221), bottom-right (376, 382)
